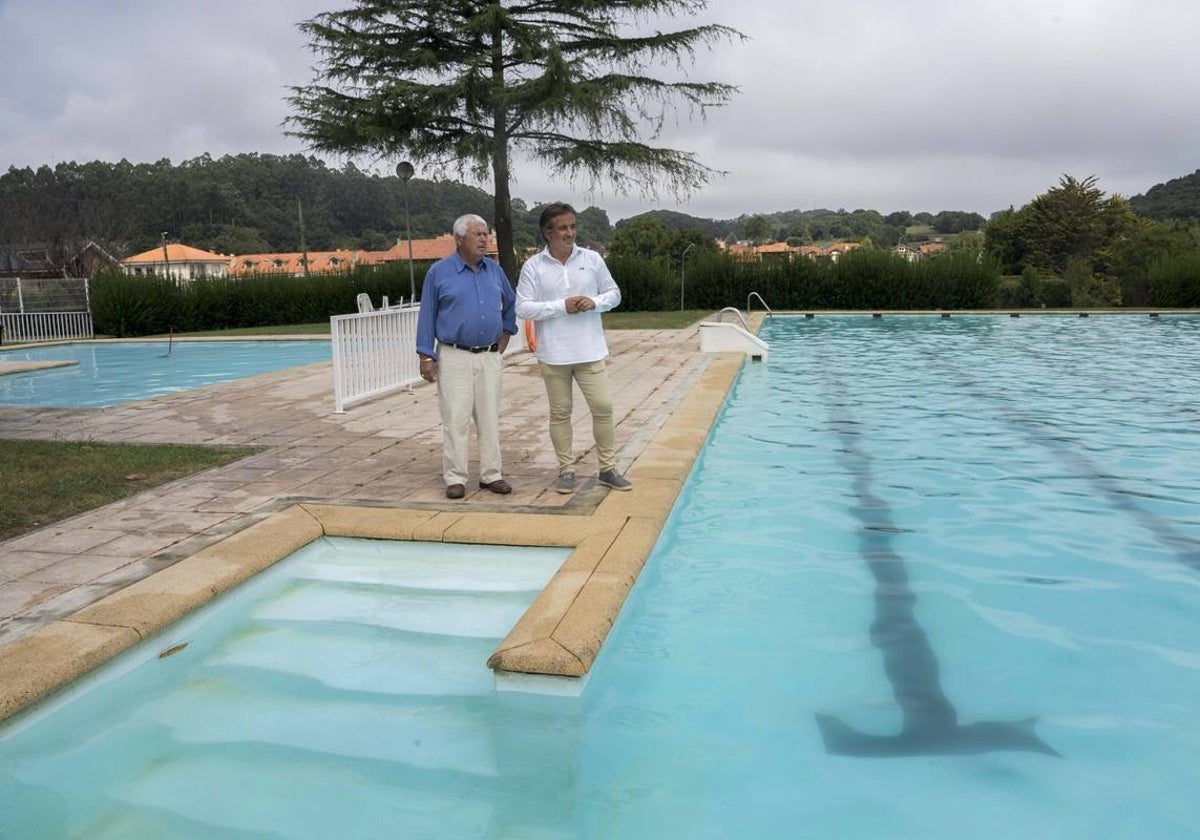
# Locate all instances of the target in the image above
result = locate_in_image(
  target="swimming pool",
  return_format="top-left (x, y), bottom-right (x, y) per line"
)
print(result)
top-left (2, 315), bottom-right (1198, 837)
top-left (0, 340), bottom-right (331, 408)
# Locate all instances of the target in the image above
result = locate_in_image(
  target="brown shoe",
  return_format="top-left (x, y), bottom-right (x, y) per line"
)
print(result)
top-left (479, 478), bottom-right (512, 495)
top-left (446, 483), bottom-right (466, 499)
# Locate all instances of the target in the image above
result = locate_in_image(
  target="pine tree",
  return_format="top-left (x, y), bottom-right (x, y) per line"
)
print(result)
top-left (287, 0), bottom-right (741, 280)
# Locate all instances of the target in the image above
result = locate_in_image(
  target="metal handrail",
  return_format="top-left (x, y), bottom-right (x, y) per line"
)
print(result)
top-left (747, 292), bottom-right (773, 317)
top-left (714, 306), bottom-right (749, 330)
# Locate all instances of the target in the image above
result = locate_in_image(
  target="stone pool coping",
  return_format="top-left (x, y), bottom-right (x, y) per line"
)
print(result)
top-left (0, 360), bottom-right (78, 376)
top-left (0, 349), bottom-right (746, 721)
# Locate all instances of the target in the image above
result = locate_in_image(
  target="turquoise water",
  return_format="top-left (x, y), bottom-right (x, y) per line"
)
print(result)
top-left (0, 540), bottom-right (572, 838)
top-left (580, 314), bottom-right (1200, 838)
top-left (0, 340), bottom-right (331, 407)
top-left (2, 314), bottom-right (1199, 838)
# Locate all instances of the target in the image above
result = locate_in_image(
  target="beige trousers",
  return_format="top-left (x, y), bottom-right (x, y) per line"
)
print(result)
top-left (436, 346), bottom-right (503, 486)
top-left (537, 359), bottom-right (615, 474)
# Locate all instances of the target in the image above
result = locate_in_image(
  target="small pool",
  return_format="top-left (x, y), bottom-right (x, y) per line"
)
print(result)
top-left (0, 539), bottom-right (571, 838)
top-left (0, 340), bottom-right (331, 408)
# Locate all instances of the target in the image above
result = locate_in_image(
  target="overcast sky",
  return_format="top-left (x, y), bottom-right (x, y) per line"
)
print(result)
top-left (2, 0), bottom-right (1197, 223)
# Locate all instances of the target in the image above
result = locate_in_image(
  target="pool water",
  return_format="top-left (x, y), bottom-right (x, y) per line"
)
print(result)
top-left (580, 314), bottom-right (1200, 838)
top-left (0, 340), bottom-right (331, 407)
top-left (0, 539), bottom-right (573, 838)
top-left (2, 314), bottom-right (1199, 838)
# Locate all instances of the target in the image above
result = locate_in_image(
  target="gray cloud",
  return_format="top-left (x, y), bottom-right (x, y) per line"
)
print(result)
top-left (2, 0), bottom-right (1197, 222)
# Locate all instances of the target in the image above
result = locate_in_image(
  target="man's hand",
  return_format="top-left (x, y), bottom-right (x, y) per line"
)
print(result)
top-left (498, 334), bottom-right (511, 353)
top-left (419, 357), bottom-right (437, 383)
top-left (565, 296), bottom-right (595, 313)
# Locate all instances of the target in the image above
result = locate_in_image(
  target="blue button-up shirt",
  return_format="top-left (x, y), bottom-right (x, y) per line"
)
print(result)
top-left (416, 252), bottom-right (517, 360)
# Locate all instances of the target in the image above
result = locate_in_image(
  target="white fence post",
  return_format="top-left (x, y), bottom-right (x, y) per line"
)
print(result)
top-left (331, 304), bottom-right (421, 413)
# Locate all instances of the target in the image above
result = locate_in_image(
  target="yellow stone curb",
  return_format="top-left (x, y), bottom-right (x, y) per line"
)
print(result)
top-left (0, 622), bottom-right (140, 721)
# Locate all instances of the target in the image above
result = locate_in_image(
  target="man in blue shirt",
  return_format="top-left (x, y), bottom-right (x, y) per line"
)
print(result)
top-left (416, 214), bottom-right (518, 499)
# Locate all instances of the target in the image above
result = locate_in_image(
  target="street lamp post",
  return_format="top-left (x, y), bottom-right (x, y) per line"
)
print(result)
top-left (395, 161), bottom-right (416, 304)
top-left (160, 232), bottom-right (171, 280)
top-left (680, 242), bottom-right (696, 311)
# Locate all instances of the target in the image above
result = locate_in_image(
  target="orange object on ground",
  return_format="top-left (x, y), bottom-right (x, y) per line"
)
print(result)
top-left (524, 319), bottom-right (537, 352)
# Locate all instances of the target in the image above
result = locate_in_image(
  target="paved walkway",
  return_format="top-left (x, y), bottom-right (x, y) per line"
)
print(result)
top-left (0, 327), bottom-right (714, 652)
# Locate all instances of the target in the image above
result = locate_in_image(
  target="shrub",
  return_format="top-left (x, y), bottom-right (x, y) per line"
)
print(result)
top-left (1148, 252), bottom-right (1200, 307)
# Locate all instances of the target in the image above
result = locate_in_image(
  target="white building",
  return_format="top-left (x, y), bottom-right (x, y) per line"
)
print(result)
top-left (121, 243), bottom-right (229, 280)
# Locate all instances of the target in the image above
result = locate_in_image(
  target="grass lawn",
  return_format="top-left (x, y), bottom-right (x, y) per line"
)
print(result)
top-left (167, 310), bottom-right (713, 338)
top-left (0, 440), bottom-right (260, 541)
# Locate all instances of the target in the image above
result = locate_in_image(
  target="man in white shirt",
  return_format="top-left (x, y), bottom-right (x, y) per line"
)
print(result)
top-left (515, 202), bottom-right (633, 494)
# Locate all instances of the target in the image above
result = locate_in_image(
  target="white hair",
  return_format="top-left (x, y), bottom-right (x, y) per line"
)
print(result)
top-left (452, 214), bottom-right (489, 237)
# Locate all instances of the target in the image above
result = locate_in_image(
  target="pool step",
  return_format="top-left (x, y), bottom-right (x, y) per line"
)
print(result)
top-left (200, 619), bottom-right (500, 696)
top-left (82, 748), bottom-right (503, 840)
top-left (144, 671), bottom-right (501, 777)
top-left (294, 537), bottom-right (567, 593)
top-left (252, 577), bottom-right (541, 637)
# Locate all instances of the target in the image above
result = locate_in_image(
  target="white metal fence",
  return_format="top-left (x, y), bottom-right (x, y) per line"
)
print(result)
top-left (331, 304), bottom-right (421, 413)
top-left (0, 277), bottom-right (94, 343)
top-left (0, 311), bottom-right (95, 343)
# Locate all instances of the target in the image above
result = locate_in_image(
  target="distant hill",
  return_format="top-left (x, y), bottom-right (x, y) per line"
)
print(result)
top-left (622, 209), bottom-right (730, 239)
top-left (1130, 169), bottom-right (1200, 221)
top-left (616, 207), bottom-right (983, 248)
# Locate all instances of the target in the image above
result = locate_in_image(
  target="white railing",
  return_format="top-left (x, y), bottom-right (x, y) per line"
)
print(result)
top-left (0, 311), bottom-right (94, 343)
top-left (331, 304), bottom-right (421, 413)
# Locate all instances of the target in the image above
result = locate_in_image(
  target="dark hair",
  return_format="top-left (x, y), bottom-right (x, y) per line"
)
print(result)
top-left (538, 202), bottom-right (577, 235)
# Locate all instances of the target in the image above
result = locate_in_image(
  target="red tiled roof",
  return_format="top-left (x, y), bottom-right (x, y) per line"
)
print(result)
top-left (122, 244), bottom-right (228, 264)
top-left (226, 233), bottom-right (501, 276)
top-left (228, 250), bottom-right (366, 276)
top-left (378, 234), bottom-right (499, 262)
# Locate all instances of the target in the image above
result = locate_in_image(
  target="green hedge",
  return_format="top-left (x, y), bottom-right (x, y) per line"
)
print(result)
top-left (90, 246), bottom-right (1198, 337)
top-left (91, 263), bottom-right (433, 337)
top-left (617, 249), bottom-right (1000, 311)
top-left (1149, 253), bottom-right (1200, 307)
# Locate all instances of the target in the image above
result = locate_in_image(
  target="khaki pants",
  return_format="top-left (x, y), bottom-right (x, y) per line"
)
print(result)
top-left (437, 346), bottom-right (503, 486)
top-left (537, 359), bottom-right (615, 473)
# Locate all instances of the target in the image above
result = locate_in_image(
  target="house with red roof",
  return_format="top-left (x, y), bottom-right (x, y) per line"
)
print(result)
top-left (121, 244), bottom-right (229, 280)
top-left (226, 233), bottom-right (501, 278)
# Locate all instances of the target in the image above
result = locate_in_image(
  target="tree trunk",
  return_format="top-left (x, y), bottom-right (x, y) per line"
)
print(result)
top-left (492, 147), bottom-right (516, 284)
top-left (490, 17), bottom-right (516, 284)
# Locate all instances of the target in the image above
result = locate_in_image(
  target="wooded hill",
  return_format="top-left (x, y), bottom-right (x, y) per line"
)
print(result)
top-left (0, 154), bottom-right (613, 260)
top-left (5, 153), bottom-right (1197, 265)
top-left (1130, 169), bottom-right (1200, 221)
top-left (2, 153), bottom-right (987, 263)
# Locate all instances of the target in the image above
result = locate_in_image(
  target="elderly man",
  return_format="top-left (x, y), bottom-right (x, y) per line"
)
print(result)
top-left (516, 202), bottom-right (632, 494)
top-left (416, 214), bottom-right (517, 499)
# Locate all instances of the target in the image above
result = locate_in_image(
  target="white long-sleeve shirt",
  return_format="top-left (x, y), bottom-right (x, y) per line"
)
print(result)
top-left (515, 245), bottom-right (621, 365)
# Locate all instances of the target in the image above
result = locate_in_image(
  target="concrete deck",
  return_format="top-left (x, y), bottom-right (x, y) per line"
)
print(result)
top-left (0, 325), bottom-right (744, 718)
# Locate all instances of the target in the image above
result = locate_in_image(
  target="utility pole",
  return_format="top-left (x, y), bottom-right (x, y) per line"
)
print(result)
top-left (396, 161), bottom-right (416, 304)
top-left (298, 199), bottom-right (310, 277)
top-left (680, 242), bottom-right (696, 311)
top-left (160, 232), bottom-right (171, 279)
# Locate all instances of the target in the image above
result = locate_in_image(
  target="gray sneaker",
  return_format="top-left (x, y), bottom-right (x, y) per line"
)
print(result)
top-left (598, 469), bottom-right (633, 491)
top-left (555, 471), bottom-right (576, 494)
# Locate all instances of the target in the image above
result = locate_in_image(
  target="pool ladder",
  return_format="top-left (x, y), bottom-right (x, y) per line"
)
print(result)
top-left (713, 292), bottom-right (773, 330)
top-left (703, 295), bottom-right (771, 361)
top-left (747, 291), bottom-right (773, 318)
